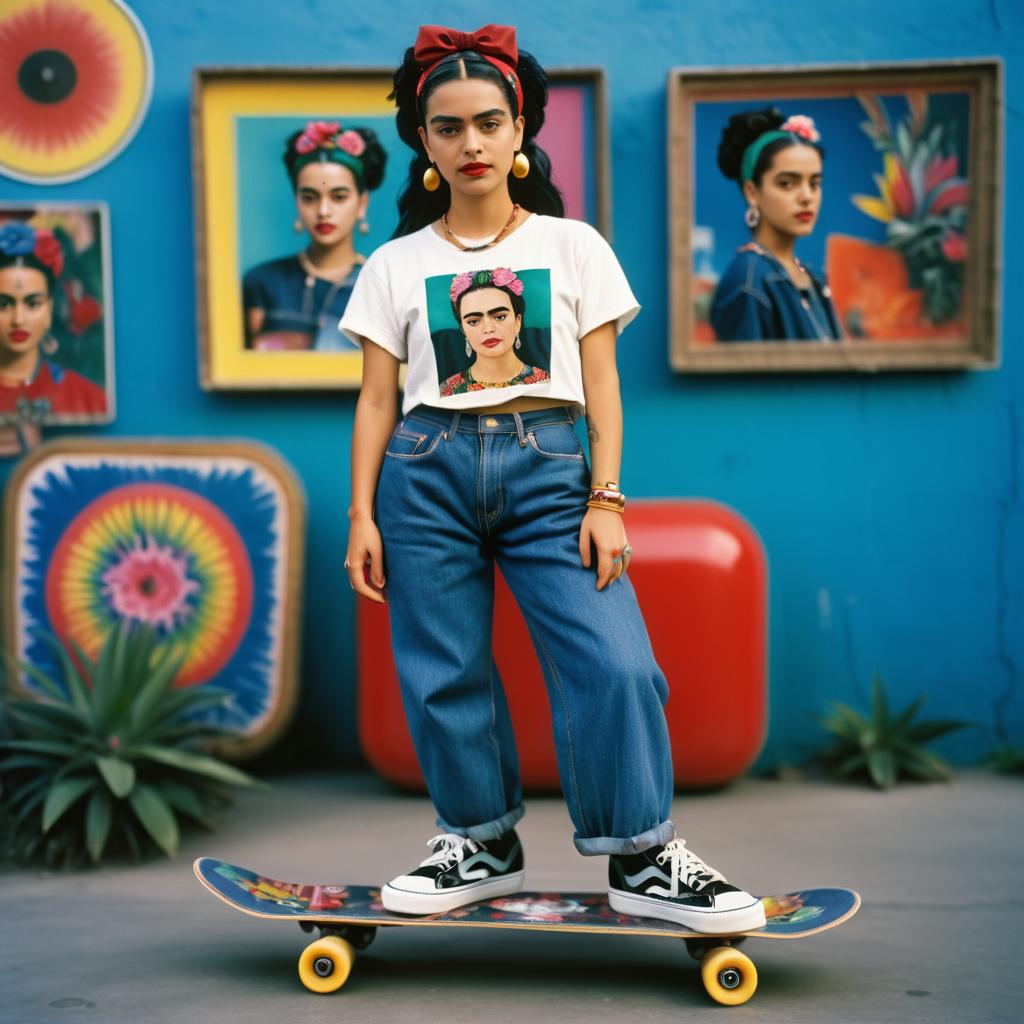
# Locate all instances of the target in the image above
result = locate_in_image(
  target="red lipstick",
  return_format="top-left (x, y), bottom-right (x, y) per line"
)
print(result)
top-left (795, 212), bottom-right (814, 223)
top-left (9, 329), bottom-right (30, 343)
top-left (460, 163), bottom-right (490, 176)
top-left (315, 222), bottom-right (336, 235)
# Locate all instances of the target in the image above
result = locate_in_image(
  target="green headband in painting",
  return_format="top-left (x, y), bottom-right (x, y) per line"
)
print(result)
top-left (290, 148), bottom-right (365, 191)
top-left (289, 122), bottom-right (368, 190)
top-left (740, 116), bottom-right (822, 183)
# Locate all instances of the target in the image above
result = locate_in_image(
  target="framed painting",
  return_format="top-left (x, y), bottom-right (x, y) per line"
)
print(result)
top-left (0, 202), bottom-right (115, 426)
top-left (3, 438), bottom-right (306, 761)
top-left (668, 60), bottom-right (1002, 372)
top-left (192, 66), bottom-right (610, 390)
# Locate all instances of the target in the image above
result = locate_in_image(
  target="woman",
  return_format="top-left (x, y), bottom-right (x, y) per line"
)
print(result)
top-left (243, 121), bottom-right (387, 351)
top-left (440, 267), bottom-right (550, 395)
top-left (341, 23), bottom-right (764, 935)
top-left (710, 108), bottom-right (843, 342)
top-left (0, 221), bottom-right (106, 420)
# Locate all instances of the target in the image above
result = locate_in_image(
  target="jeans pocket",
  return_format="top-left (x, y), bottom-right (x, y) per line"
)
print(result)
top-left (526, 423), bottom-right (585, 460)
top-left (384, 421), bottom-right (444, 460)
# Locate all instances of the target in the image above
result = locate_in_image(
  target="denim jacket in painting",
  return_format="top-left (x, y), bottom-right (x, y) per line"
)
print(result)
top-left (710, 243), bottom-right (844, 343)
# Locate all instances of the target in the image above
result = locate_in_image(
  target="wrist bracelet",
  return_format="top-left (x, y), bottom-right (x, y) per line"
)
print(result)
top-left (587, 499), bottom-right (625, 514)
top-left (589, 488), bottom-right (624, 506)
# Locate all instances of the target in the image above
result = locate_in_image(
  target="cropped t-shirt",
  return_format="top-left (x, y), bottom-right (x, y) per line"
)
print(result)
top-left (339, 215), bottom-right (639, 416)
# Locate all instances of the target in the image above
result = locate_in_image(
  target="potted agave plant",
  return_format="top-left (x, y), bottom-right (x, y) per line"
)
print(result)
top-left (0, 621), bottom-right (263, 866)
top-left (812, 672), bottom-right (968, 790)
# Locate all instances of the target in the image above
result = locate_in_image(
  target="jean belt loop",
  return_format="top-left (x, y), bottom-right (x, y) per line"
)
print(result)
top-left (446, 412), bottom-right (461, 441)
top-left (512, 411), bottom-right (528, 447)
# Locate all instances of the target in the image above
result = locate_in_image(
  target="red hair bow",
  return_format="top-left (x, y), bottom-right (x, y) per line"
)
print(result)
top-left (414, 24), bottom-right (523, 115)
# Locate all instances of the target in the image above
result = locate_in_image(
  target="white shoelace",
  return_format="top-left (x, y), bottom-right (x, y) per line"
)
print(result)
top-left (421, 833), bottom-right (481, 871)
top-left (656, 839), bottom-right (727, 897)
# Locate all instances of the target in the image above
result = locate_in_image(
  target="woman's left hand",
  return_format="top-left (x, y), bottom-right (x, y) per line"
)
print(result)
top-left (579, 506), bottom-right (631, 591)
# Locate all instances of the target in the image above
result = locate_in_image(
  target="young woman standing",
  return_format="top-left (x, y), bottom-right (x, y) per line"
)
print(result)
top-left (341, 24), bottom-right (765, 934)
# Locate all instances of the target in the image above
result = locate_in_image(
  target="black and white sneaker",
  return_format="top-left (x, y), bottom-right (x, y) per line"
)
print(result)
top-left (381, 830), bottom-right (525, 914)
top-left (608, 838), bottom-right (766, 934)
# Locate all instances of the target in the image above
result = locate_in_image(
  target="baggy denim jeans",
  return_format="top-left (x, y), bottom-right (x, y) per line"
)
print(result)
top-left (374, 404), bottom-right (676, 856)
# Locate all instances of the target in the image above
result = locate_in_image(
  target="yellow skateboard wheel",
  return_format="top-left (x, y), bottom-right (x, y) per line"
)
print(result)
top-left (297, 936), bottom-right (355, 994)
top-left (700, 946), bottom-right (758, 1006)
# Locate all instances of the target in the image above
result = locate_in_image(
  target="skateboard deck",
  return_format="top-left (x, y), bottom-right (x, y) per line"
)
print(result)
top-left (194, 857), bottom-right (860, 1005)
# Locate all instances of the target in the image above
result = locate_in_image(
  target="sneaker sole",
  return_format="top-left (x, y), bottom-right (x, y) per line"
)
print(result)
top-left (381, 871), bottom-right (526, 915)
top-left (608, 888), bottom-right (767, 934)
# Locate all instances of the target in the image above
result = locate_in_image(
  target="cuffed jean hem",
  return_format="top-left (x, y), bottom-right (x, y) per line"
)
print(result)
top-left (573, 819), bottom-right (676, 856)
top-left (436, 804), bottom-right (525, 843)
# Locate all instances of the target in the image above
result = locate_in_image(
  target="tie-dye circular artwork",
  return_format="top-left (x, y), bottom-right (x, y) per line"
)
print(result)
top-left (0, 0), bottom-right (153, 184)
top-left (4, 440), bottom-right (305, 759)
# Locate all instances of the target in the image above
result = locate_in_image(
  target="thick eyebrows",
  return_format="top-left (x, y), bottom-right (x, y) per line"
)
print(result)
top-left (429, 108), bottom-right (506, 125)
top-left (773, 169), bottom-right (823, 181)
top-left (462, 303), bottom-right (512, 320)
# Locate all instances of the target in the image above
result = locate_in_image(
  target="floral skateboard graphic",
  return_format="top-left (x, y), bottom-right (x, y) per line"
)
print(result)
top-left (194, 857), bottom-right (860, 1006)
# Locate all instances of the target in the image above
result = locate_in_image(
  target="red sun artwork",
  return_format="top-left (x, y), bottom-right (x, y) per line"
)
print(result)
top-left (0, 0), bottom-right (152, 184)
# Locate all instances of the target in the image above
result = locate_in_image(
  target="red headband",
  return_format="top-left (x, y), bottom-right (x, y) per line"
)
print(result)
top-left (414, 24), bottom-right (524, 116)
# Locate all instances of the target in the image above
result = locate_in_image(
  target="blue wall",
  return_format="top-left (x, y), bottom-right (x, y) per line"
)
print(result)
top-left (3, 0), bottom-right (1020, 768)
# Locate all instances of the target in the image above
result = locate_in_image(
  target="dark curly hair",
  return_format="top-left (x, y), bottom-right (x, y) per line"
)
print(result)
top-left (0, 253), bottom-right (56, 295)
top-left (716, 107), bottom-right (825, 189)
top-left (389, 46), bottom-right (564, 237)
top-left (283, 126), bottom-right (388, 193)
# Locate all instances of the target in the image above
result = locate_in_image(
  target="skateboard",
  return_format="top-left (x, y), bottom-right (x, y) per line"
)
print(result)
top-left (194, 857), bottom-right (860, 1006)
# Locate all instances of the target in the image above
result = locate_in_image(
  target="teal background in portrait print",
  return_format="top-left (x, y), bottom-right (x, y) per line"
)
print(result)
top-left (1, 0), bottom-right (1020, 771)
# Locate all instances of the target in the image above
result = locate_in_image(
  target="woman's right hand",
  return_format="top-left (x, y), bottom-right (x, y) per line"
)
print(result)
top-left (345, 513), bottom-right (386, 603)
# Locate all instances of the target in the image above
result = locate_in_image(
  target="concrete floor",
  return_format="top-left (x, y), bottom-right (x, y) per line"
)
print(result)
top-left (2, 769), bottom-right (1021, 1024)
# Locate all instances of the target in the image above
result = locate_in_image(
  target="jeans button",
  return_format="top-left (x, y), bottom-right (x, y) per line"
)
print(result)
top-left (485, 418), bottom-right (498, 427)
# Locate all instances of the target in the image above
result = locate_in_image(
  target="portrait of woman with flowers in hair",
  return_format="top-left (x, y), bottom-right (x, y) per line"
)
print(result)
top-left (0, 218), bottom-right (109, 423)
top-left (242, 120), bottom-right (387, 351)
top-left (710, 108), bottom-right (843, 343)
top-left (439, 267), bottom-right (550, 396)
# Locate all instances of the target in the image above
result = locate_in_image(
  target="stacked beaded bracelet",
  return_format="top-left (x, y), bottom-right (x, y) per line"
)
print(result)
top-left (587, 481), bottom-right (625, 513)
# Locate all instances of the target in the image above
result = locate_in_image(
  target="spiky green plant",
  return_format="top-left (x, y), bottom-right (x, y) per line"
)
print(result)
top-left (813, 672), bottom-right (968, 790)
top-left (0, 622), bottom-right (264, 866)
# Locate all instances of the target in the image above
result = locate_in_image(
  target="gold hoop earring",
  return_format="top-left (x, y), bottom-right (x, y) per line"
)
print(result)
top-left (293, 218), bottom-right (304, 233)
top-left (512, 152), bottom-right (530, 179)
top-left (423, 165), bottom-right (441, 192)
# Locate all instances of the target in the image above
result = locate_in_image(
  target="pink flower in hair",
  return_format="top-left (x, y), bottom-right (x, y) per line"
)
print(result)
top-left (295, 134), bottom-right (316, 154)
top-left (491, 267), bottom-right (524, 294)
top-left (336, 130), bottom-right (366, 157)
top-left (781, 115), bottom-right (820, 143)
top-left (450, 272), bottom-right (473, 302)
top-left (305, 120), bottom-right (340, 144)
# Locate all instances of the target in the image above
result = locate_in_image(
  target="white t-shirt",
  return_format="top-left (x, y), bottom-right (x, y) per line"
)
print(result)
top-left (339, 215), bottom-right (639, 416)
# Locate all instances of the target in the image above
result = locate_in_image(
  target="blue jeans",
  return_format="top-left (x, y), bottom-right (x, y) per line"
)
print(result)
top-left (375, 405), bottom-right (675, 856)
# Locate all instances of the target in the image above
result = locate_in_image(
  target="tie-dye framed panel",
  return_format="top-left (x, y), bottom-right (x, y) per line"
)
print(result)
top-left (2, 438), bottom-right (305, 760)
